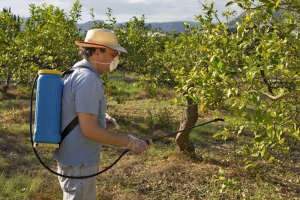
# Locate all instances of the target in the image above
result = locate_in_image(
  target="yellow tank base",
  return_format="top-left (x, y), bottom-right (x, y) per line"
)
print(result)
top-left (34, 142), bottom-right (59, 149)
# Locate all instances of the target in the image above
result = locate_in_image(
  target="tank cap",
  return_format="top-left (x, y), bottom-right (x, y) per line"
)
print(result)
top-left (38, 69), bottom-right (62, 76)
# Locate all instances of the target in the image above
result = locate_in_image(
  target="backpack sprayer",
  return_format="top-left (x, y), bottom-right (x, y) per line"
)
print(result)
top-left (32, 67), bottom-right (63, 149)
top-left (30, 66), bottom-right (224, 179)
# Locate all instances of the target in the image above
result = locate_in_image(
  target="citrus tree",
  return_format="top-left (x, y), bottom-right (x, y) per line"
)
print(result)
top-left (117, 16), bottom-right (175, 90)
top-left (222, 0), bottom-right (300, 168)
top-left (14, 0), bottom-right (83, 84)
top-left (159, 0), bottom-right (299, 167)
top-left (0, 8), bottom-right (22, 92)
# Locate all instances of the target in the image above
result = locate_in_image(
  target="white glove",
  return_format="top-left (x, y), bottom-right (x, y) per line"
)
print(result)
top-left (127, 135), bottom-right (149, 155)
top-left (105, 113), bottom-right (119, 129)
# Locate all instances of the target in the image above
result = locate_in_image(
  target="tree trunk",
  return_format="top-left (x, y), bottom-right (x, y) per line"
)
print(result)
top-left (1, 73), bottom-right (11, 93)
top-left (175, 97), bottom-right (198, 155)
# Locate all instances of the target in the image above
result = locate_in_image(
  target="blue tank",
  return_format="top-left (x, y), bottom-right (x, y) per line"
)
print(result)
top-left (34, 69), bottom-right (63, 144)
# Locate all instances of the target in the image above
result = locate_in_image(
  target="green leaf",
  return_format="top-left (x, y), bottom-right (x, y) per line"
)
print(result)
top-left (226, 89), bottom-right (231, 98)
top-left (278, 138), bottom-right (285, 144)
top-left (270, 111), bottom-right (276, 117)
top-left (218, 167), bottom-right (225, 176)
top-left (233, 177), bottom-right (241, 183)
top-left (284, 12), bottom-right (295, 21)
top-left (254, 136), bottom-right (264, 143)
top-left (225, 2), bottom-right (234, 7)
top-left (261, 147), bottom-right (269, 158)
top-left (252, 151), bottom-right (260, 157)
top-left (275, 0), bottom-right (281, 7)
top-left (217, 61), bottom-right (223, 70)
top-left (221, 38), bottom-right (228, 46)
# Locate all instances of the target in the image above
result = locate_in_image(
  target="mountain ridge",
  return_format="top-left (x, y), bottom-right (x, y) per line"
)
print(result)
top-left (77, 20), bottom-right (201, 33)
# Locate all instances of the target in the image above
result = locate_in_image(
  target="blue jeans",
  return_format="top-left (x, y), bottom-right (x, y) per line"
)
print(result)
top-left (57, 162), bottom-right (99, 200)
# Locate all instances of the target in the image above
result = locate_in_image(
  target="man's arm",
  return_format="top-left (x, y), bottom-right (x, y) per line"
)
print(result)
top-left (78, 112), bottom-right (129, 146)
top-left (77, 112), bottom-right (148, 154)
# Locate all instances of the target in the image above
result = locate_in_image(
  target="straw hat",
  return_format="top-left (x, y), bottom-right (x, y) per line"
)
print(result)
top-left (75, 29), bottom-right (127, 53)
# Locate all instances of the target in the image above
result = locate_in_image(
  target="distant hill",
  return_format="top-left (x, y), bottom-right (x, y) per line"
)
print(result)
top-left (149, 21), bottom-right (200, 32)
top-left (77, 20), bottom-right (200, 33)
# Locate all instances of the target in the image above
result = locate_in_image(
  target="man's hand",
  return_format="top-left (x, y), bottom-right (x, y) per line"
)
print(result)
top-left (127, 135), bottom-right (149, 155)
top-left (105, 113), bottom-right (119, 129)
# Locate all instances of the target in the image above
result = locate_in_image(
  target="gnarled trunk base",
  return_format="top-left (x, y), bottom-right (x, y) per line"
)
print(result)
top-left (1, 74), bottom-right (11, 93)
top-left (175, 97), bottom-right (198, 156)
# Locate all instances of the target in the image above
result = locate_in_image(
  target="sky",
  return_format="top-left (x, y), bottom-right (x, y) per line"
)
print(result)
top-left (1, 0), bottom-right (243, 23)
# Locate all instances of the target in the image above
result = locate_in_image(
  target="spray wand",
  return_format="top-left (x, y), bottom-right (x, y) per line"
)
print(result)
top-left (146, 118), bottom-right (224, 144)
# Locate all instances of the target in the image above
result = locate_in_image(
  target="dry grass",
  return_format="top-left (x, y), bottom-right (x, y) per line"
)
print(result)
top-left (1, 85), bottom-right (300, 200)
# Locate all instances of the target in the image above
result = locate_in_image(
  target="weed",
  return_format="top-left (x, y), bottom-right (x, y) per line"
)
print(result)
top-left (2, 107), bottom-right (31, 124)
top-left (0, 123), bottom-right (7, 134)
top-left (0, 171), bottom-right (60, 200)
top-left (144, 107), bottom-right (173, 130)
top-left (214, 167), bottom-right (241, 196)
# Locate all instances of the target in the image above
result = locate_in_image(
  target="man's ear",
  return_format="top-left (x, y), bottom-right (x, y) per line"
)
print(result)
top-left (96, 48), bottom-right (100, 56)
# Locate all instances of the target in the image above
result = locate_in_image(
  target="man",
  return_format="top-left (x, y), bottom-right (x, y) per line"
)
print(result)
top-left (53, 29), bottom-right (149, 200)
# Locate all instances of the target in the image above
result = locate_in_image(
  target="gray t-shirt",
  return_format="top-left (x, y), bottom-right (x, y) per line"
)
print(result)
top-left (53, 59), bottom-right (106, 167)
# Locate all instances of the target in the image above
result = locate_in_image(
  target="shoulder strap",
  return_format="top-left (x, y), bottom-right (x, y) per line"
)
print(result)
top-left (60, 116), bottom-right (79, 143)
top-left (62, 65), bottom-right (91, 77)
top-left (59, 65), bottom-right (91, 144)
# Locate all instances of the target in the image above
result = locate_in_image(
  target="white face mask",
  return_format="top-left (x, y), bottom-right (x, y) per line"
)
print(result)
top-left (90, 57), bottom-right (119, 71)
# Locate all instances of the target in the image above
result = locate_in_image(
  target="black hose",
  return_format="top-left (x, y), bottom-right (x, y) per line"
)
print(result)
top-left (30, 67), bottom-right (224, 179)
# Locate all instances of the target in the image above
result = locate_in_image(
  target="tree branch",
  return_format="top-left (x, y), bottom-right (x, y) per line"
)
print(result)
top-left (255, 89), bottom-right (300, 101)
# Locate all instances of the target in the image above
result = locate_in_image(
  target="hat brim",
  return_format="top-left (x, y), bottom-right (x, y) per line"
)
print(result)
top-left (75, 41), bottom-right (128, 54)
